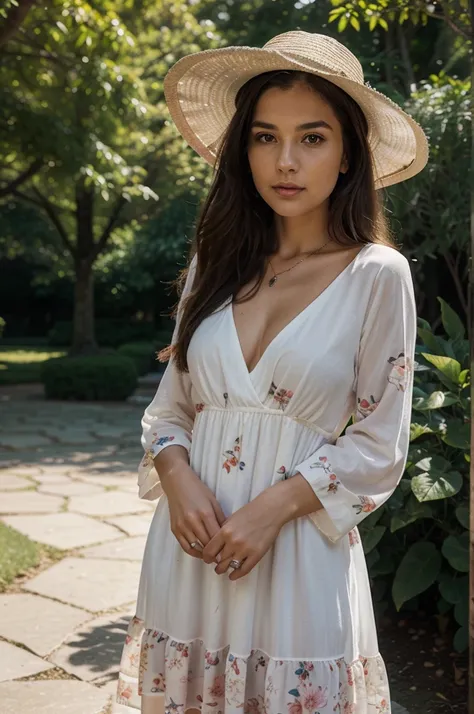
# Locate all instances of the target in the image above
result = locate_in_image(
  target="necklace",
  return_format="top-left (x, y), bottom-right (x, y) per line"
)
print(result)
top-left (267, 238), bottom-right (332, 287)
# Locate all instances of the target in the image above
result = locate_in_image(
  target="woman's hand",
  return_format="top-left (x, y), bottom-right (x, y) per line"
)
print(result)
top-left (201, 491), bottom-right (285, 580)
top-left (159, 456), bottom-right (227, 560)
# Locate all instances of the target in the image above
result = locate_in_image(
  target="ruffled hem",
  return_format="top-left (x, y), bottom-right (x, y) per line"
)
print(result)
top-left (115, 617), bottom-right (391, 714)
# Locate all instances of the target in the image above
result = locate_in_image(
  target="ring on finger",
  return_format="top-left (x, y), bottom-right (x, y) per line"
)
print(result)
top-left (190, 540), bottom-right (202, 550)
top-left (229, 559), bottom-right (242, 570)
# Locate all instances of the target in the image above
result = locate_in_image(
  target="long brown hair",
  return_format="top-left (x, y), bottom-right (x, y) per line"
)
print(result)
top-left (165, 70), bottom-right (397, 373)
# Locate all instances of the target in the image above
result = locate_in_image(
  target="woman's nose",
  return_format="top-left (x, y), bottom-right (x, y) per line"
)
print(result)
top-left (276, 142), bottom-right (299, 172)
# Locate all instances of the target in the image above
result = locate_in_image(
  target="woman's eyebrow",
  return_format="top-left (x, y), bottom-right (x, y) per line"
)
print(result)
top-left (250, 120), bottom-right (333, 131)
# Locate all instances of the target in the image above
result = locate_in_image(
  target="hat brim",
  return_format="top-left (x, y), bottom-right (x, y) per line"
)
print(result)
top-left (164, 45), bottom-right (429, 190)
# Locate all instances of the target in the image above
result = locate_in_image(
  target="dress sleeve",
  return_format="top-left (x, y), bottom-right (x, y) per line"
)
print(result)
top-left (294, 256), bottom-right (417, 543)
top-left (137, 255), bottom-right (197, 500)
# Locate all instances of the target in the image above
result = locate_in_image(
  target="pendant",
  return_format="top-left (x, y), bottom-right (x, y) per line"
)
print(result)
top-left (268, 276), bottom-right (277, 287)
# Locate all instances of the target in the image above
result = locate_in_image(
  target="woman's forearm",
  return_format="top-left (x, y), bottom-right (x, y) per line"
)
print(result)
top-left (258, 473), bottom-right (323, 528)
top-left (153, 444), bottom-right (190, 490)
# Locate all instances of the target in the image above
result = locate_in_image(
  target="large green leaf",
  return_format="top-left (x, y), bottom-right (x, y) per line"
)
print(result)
top-left (392, 542), bottom-right (442, 610)
top-left (437, 597), bottom-right (452, 615)
top-left (417, 327), bottom-right (442, 353)
top-left (455, 505), bottom-right (469, 529)
top-left (454, 595), bottom-right (468, 627)
top-left (390, 497), bottom-right (432, 532)
top-left (411, 470), bottom-right (462, 502)
top-left (443, 419), bottom-right (470, 449)
top-left (412, 391), bottom-right (459, 410)
top-left (371, 551), bottom-right (396, 576)
top-left (421, 353), bottom-right (461, 386)
top-left (438, 297), bottom-right (465, 340)
top-left (414, 454), bottom-right (451, 473)
top-left (453, 626), bottom-right (468, 653)
top-left (365, 548), bottom-right (380, 569)
top-left (442, 534), bottom-right (469, 572)
top-left (362, 525), bottom-right (386, 554)
top-left (438, 573), bottom-right (468, 605)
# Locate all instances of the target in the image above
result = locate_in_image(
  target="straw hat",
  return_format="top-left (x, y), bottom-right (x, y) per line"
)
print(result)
top-left (163, 31), bottom-right (428, 189)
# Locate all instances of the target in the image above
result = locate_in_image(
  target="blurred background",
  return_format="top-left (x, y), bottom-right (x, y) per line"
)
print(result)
top-left (0, 2), bottom-right (470, 713)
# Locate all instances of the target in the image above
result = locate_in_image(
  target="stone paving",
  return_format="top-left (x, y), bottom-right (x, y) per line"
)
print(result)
top-left (0, 397), bottom-right (155, 714)
top-left (0, 393), bottom-right (410, 714)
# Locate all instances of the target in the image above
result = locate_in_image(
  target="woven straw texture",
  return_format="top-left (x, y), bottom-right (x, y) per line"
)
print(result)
top-left (164, 31), bottom-right (428, 189)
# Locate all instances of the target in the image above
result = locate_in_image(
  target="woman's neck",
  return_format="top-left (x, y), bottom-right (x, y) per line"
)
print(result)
top-left (273, 208), bottom-right (331, 258)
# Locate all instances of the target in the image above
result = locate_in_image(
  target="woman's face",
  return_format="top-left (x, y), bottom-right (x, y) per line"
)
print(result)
top-left (247, 82), bottom-right (348, 217)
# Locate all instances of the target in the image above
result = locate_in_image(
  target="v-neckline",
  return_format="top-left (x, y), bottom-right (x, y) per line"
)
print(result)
top-left (229, 243), bottom-right (371, 377)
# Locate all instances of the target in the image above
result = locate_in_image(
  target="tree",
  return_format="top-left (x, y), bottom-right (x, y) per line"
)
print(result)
top-left (0, 0), bottom-right (219, 353)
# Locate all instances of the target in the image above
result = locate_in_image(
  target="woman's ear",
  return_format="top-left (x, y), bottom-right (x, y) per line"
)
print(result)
top-left (340, 155), bottom-right (349, 174)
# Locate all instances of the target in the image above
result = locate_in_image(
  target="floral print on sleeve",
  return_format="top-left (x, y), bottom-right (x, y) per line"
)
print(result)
top-left (352, 496), bottom-right (376, 515)
top-left (151, 434), bottom-right (175, 448)
top-left (308, 456), bottom-right (341, 494)
top-left (357, 395), bottom-right (379, 419)
top-left (388, 352), bottom-right (414, 392)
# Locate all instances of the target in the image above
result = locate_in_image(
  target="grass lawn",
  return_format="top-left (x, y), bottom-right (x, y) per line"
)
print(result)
top-left (0, 346), bottom-right (66, 385)
top-left (0, 522), bottom-right (63, 592)
top-left (0, 522), bottom-right (42, 591)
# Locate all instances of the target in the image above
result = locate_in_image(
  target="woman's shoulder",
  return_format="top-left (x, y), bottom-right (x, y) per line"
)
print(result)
top-left (358, 242), bottom-right (412, 281)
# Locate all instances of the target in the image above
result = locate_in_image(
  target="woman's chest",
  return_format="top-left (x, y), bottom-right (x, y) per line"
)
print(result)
top-left (187, 279), bottom-right (369, 413)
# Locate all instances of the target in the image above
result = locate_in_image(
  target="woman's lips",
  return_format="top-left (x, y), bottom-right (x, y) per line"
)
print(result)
top-left (273, 187), bottom-right (304, 197)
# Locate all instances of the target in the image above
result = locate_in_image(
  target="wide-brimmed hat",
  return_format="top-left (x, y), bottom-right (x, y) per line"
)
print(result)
top-left (163, 31), bottom-right (428, 189)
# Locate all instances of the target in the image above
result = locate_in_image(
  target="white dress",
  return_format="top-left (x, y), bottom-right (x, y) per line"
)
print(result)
top-left (114, 242), bottom-right (417, 714)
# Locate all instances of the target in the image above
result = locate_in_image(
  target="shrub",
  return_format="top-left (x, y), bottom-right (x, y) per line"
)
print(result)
top-left (154, 329), bottom-right (173, 351)
top-left (41, 354), bottom-right (138, 401)
top-left (360, 298), bottom-right (469, 652)
top-left (48, 319), bottom-right (156, 347)
top-left (0, 317), bottom-right (5, 338)
top-left (117, 342), bottom-right (157, 376)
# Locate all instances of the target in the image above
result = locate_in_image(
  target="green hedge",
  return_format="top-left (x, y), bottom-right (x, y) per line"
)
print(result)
top-left (47, 319), bottom-right (157, 348)
top-left (117, 342), bottom-right (157, 376)
top-left (41, 354), bottom-right (138, 401)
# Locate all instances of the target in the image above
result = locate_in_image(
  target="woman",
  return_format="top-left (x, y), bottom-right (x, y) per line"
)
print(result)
top-left (115, 31), bottom-right (428, 714)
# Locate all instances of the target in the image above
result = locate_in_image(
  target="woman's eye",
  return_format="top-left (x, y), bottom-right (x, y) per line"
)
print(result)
top-left (305, 134), bottom-right (323, 145)
top-left (255, 133), bottom-right (323, 145)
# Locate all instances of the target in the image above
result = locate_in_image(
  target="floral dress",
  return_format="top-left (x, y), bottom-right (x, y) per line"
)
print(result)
top-left (114, 242), bottom-right (417, 714)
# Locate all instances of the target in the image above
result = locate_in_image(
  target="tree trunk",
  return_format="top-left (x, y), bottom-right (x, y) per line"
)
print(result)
top-left (71, 180), bottom-right (99, 355)
top-left (384, 24), bottom-right (394, 88)
top-left (71, 259), bottom-right (98, 355)
top-left (396, 23), bottom-right (417, 95)
top-left (0, 0), bottom-right (36, 49)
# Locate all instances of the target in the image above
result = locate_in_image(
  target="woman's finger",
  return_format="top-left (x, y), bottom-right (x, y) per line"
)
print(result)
top-left (188, 516), bottom-right (213, 550)
top-left (214, 552), bottom-right (245, 575)
top-left (228, 552), bottom-right (258, 581)
top-left (202, 529), bottom-right (226, 564)
top-left (200, 508), bottom-right (224, 542)
top-left (176, 530), bottom-right (203, 559)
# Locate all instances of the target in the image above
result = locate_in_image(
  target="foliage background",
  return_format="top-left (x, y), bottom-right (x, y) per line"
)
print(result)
top-left (0, 0), bottom-right (470, 650)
